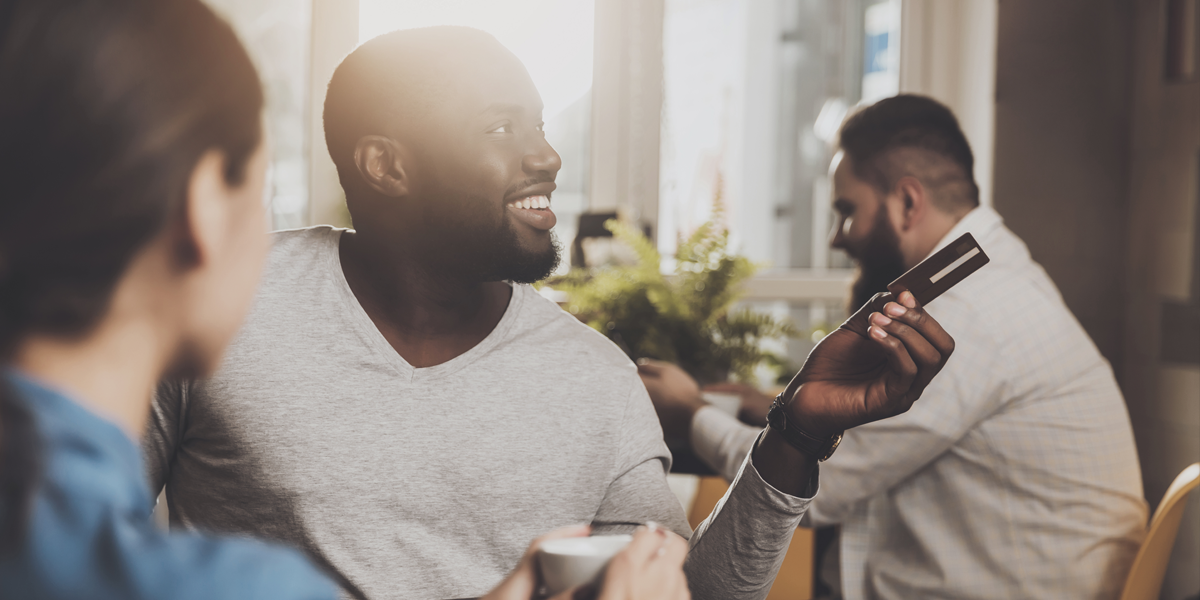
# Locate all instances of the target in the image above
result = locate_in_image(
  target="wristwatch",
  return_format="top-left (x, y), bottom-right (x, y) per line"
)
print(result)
top-left (766, 393), bottom-right (843, 461)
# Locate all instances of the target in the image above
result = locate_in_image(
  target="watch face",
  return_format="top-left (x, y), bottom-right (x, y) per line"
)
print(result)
top-left (822, 434), bottom-right (844, 461)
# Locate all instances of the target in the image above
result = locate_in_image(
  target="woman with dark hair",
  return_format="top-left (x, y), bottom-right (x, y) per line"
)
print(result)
top-left (0, 0), bottom-right (689, 598)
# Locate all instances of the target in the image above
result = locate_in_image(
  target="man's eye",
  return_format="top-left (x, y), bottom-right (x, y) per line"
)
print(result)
top-left (488, 123), bottom-right (511, 134)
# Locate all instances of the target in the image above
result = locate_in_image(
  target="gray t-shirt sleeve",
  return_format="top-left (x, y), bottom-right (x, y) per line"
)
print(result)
top-left (591, 377), bottom-right (692, 538)
top-left (685, 431), bottom-right (817, 600)
top-left (142, 379), bottom-right (187, 497)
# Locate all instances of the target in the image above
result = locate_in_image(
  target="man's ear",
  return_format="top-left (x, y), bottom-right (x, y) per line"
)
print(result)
top-left (894, 176), bottom-right (928, 232)
top-left (175, 149), bottom-right (232, 272)
top-left (353, 135), bottom-right (409, 197)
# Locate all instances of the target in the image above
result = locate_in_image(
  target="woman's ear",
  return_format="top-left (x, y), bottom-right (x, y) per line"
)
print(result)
top-left (894, 176), bottom-right (928, 232)
top-left (353, 135), bottom-right (409, 197)
top-left (175, 149), bottom-right (233, 272)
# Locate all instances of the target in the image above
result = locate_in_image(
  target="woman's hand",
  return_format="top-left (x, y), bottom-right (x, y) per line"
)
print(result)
top-left (481, 525), bottom-right (590, 600)
top-left (482, 523), bottom-right (689, 600)
top-left (596, 524), bottom-right (690, 600)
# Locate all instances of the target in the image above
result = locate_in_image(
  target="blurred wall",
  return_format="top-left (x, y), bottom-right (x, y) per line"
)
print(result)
top-left (993, 0), bottom-right (1133, 371)
top-left (994, 1), bottom-right (1200, 598)
top-left (1123, 1), bottom-right (1200, 598)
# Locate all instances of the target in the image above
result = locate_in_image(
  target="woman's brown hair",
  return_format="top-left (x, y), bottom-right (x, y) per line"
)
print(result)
top-left (0, 0), bottom-right (263, 551)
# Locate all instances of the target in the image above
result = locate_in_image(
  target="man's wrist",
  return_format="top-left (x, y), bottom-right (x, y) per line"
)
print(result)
top-left (751, 427), bottom-right (819, 497)
top-left (783, 385), bottom-right (839, 439)
top-left (769, 391), bottom-right (844, 461)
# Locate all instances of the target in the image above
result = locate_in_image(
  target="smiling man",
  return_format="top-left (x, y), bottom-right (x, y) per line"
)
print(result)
top-left (141, 29), bottom-right (957, 600)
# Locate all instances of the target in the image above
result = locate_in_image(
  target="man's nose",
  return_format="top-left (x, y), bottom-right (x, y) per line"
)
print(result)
top-left (523, 137), bottom-right (562, 177)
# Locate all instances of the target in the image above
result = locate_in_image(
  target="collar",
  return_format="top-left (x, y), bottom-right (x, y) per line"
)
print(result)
top-left (925, 205), bottom-right (1003, 259)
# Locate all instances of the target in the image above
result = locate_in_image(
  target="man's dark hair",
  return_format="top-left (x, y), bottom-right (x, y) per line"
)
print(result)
top-left (838, 94), bottom-right (979, 212)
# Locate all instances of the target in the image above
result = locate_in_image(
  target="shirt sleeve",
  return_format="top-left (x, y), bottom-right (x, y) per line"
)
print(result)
top-left (15, 486), bottom-right (341, 600)
top-left (591, 376), bottom-right (693, 537)
top-left (594, 378), bottom-right (817, 600)
top-left (684, 432), bottom-right (817, 600)
top-left (141, 379), bottom-right (188, 497)
top-left (7, 417), bottom-right (340, 600)
top-left (691, 405), bottom-right (762, 482)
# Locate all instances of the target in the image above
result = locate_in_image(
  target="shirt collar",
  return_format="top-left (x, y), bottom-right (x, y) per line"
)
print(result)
top-left (926, 204), bottom-right (1004, 259)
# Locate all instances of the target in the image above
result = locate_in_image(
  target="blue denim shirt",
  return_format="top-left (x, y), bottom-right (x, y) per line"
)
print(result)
top-left (0, 370), bottom-right (338, 600)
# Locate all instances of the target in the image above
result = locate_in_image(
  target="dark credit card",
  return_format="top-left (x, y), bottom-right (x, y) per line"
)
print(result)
top-left (887, 232), bottom-right (989, 306)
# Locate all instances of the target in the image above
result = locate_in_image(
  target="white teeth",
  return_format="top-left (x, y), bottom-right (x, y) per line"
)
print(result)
top-left (509, 195), bottom-right (551, 209)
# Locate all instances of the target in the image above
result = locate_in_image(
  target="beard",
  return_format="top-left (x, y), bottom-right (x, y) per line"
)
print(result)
top-left (485, 219), bottom-right (562, 283)
top-left (412, 199), bottom-right (562, 284)
top-left (848, 209), bottom-right (907, 312)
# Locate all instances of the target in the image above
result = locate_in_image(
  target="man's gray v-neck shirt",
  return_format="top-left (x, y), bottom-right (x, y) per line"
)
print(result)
top-left (143, 226), bottom-right (813, 600)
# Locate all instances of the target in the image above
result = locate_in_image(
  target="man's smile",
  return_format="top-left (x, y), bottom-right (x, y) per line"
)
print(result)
top-left (505, 181), bottom-right (557, 231)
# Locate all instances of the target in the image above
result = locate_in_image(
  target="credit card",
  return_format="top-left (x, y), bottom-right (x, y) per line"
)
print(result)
top-left (887, 232), bottom-right (989, 306)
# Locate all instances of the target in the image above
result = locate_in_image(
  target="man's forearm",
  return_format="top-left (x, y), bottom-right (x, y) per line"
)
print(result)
top-left (684, 434), bottom-right (816, 600)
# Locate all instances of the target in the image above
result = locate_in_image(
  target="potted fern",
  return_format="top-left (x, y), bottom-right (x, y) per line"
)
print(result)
top-left (549, 214), bottom-right (796, 386)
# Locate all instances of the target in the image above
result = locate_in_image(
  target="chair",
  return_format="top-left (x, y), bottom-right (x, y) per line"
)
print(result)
top-left (1119, 462), bottom-right (1200, 600)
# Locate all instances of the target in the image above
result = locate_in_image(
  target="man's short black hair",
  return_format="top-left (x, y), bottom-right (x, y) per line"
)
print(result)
top-left (838, 94), bottom-right (979, 211)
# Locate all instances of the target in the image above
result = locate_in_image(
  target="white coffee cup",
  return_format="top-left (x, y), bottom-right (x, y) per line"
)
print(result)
top-left (537, 534), bottom-right (632, 596)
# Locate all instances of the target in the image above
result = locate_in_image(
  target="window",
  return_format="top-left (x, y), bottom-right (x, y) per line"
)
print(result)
top-left (659, 0), bottom-right (900, 372)
top-left (205, 0), bottom-right (312, 230)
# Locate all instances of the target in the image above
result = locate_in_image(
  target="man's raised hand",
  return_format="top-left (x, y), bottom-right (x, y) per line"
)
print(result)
top-left (782, 290), bottom-right (955, 438)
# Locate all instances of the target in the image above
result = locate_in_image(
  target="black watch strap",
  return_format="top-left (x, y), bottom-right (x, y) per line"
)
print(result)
top-left (766, 394), bottom-right (843, 461)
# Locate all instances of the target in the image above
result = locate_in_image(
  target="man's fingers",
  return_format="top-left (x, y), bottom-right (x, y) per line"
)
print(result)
top-left (867, 322), bottom-right (918, 398)
top-left (840, 291), bottom-right (894, 337)
top-left (872, 313), bottom-right (945, 398)
top-left (872, 311), bottom-right (943, 370)
top-left (889, 294), bottom-right (955, 360)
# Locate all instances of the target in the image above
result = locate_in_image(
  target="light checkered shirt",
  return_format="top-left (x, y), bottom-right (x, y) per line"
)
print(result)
top-left (691, 206), bottom-right (1148, 599)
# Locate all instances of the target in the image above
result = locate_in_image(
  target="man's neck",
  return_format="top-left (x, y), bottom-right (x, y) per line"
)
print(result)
top-left (903, 208), bottom-right (966, 269)
top-left (338, 230), bottom-right (512, 368)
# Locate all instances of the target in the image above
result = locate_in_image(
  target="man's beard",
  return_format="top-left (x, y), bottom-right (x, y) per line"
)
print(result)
top-left (416, 206), bottom-right (562, 284)
top-left (485, 218), bottom-right (562, 283)
top-left (848, 210), bottom-right (907, 312)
